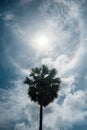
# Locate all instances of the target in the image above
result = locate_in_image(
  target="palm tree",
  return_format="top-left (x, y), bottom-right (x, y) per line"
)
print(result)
top-left (24, 64), bottom-right (61, 130)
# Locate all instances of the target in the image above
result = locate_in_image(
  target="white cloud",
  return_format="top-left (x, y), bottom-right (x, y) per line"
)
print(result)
top-left (15, 122), bottom-right (29, 130)
top-left (0, 74), bottom-right (87, 130)
top-left (43, 90), bottom-right (87, 130)
top-left (61, 90), bottom-right (87, 122)
top-left (41, 54), bottom-right (76, 76)
top-left (0, 81), bottom-right (30, 125)
top-left (5, 0), bottom-right (83, 60)
top-left (1, 0), bottom-right (87, 130)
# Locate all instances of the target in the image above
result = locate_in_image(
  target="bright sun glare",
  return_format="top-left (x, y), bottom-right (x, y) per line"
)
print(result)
top-left (32, 33), bottom-right (51, 51)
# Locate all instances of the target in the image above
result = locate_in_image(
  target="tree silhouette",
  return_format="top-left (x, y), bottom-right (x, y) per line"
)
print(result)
top-left (24, 64), bottom-right (61, 130)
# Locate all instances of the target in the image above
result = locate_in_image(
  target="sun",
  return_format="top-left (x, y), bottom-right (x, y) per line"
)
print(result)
top-left (32, 33), bottom-right (51, 51)
top-left (36, 35), bottom-right (49, 48)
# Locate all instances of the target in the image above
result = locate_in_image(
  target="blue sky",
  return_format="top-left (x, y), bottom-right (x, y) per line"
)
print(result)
top-left (0, 0), bottom-right (87, 130)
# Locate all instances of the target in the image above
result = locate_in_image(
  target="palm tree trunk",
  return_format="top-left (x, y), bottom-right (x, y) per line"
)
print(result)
top-left (39, 104), bottom-right (43, 130)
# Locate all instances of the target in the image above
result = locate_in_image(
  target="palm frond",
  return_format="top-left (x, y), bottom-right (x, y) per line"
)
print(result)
top-left (52, 77), bottom-right (61, 84)
top-left (49, 68), bottom-right (57, 78)
top-left (42, 65), bottom-right (49, 75)
top-left (24, 77), bottom-right (33, 85)
top-left (31, 67), bottom-right (41, 75)
top-left (28, 87), bottom-right (37, 102)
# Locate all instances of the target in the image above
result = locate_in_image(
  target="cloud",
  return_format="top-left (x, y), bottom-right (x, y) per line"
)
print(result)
top-left (41, 54), bottom-right (77, 77)
top-left (0, 81), bottom-right (29, 125)
top-left (0, 0), bottom-right (87, 130)
top-left (0, 71), bottom-right (87, 130)
top-left (61, 90), bottom-right (87, 123)
top-left (14, 122), bottom-right (29, 130)
top-left (43, 90), bottom-right (87, 130)
top-left (1, 0), bottom-right (85, 82)
top-left (2, 0), bottom-right (83, 60)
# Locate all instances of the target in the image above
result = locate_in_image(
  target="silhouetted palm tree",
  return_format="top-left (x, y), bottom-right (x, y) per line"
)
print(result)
top-left (24, 64), bottom-right (61, 130)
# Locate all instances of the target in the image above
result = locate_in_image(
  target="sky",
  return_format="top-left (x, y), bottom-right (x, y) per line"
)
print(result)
top-left (0, 0), bottom-right (87, 130)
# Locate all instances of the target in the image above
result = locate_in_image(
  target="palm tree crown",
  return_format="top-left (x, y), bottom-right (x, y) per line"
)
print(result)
top-left (24, 64), bottom-right (61, 107)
